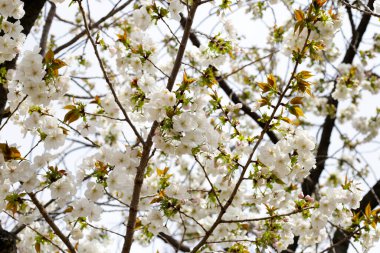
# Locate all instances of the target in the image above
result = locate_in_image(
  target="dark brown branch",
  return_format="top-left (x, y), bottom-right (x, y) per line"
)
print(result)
top-left (301, 0), bottom-right (375, 196)
top-left (167, 2), bottom-right (199, 91)
top-left (29, 193), bottom-right (76, 253)
top-left (120, 121), bottom-right (159, 253)
top-left (40, 2), bottom-right (56, 56)
top-left (158, 232), bottom-right (191, 252)
top-left (218, 78), bottom-right (279, 144)
top-left (0, 226), bottom-right (16, 253)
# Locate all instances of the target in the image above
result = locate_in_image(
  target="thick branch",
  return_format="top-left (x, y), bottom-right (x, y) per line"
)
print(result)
top-left (166, 2), bottom-right (199, 91)
top-left (121, 2), bottom-right (200, 253)
top-left (0, 226), bottom-right (16, 253)
top-left (120, 122), bottom-right (158, 253)
top-left (40, 2), bottom-right (56, 56)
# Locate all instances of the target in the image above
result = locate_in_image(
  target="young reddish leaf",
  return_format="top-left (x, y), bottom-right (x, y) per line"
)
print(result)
top-left (267, 74), bottom-right (277, 90)
top-left (258, 82), bottom-right (270, 93)
top-left (156, 167), bottom-right (170, 176)
top-left (289, 106), bottom-right (304, 118)
top-left (90, 96), bottom-right (102, 105)
top-left (0, 143), bottom-right (22, 161)
top-left (315, 0), bottom-right (327, 7)
top-left (365, 203), bottom-right (371, 218)
top-left (290, 97), bottom-right (304, 105)
top-left (134, 218), bottom-right (142, 230)
top-left (52, 59), bottom-right (67, 70)
top-left (183, 71), bottom-right (196, 85)
top-left (117, 32), bottom-right (127, 43)
top-left (63, 105), bottom-right (76, 110)
top-left (258, 97), bottom-right (270, 107)
top-left (64, 206), bottom-right (74, 213)
top-left (294, 9), bottom-right (304, 21)
top-left (45, 49), bottom-right (54, 63)
top-left (281, 117), bottom-right (292, 124)
top-left (63, 109), bottom-right (80, 124)
top-left (150, 196), bottom-right (162, 204)
top-left (35, 242), bottom-right (41, 253)
top-left (297, 70), bottom-right (313, 79)
top-left (372, 208), bottom-right (380, 216)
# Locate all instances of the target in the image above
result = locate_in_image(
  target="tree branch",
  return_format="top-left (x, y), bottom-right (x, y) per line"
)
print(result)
top-left (40, 2), bottom-right (56, 56)
top-left (121, 2), bottom-right (200, 252)
top-left (158, 232), bottom-right (191, 252)
top-left (78, 0), bottom-right (145, 144)
top-left (29, 193), bottom-right (76, 253)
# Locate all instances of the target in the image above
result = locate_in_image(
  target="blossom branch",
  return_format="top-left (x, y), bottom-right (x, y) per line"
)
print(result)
top-left (288, 2), bottom-right (376, 252)
top-left (330, 180), bottom-right (380, 253)
top-left (190, 29), bottom-right (312, 253)
top-left (121, 2), bottom-right (200, 252)
top-left (121, 121), bottom-right (159, 253)
top-left (78, 0), bottom-right (145, 145)
top-left (301, 0), bottom-right (375, 196)
top-left (194, 155), bottom-right (224, 209)
top-left (179, 15), bottom-right (279, 144)
top-left (166, 1), bottom-right (199, 91)
top-left (28, 193), bottom-right (76, 253)
top-left (0, 0), bottom-right (47, 123)
top-left (221, 206), bottom-right (315, 223)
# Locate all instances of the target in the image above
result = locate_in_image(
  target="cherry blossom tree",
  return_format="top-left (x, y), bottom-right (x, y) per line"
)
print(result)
top-left (1, 0), bottom-right (380, 252)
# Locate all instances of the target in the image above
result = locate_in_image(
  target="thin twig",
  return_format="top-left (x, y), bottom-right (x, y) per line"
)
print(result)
top-left (78, 1), bottom-right (145, 144)
top-left (0, 95), bottom-right (28, 132)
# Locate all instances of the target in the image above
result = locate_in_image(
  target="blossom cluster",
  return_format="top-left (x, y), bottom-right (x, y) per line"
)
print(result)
top-left (0, 0), bottom-right (25, 64)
